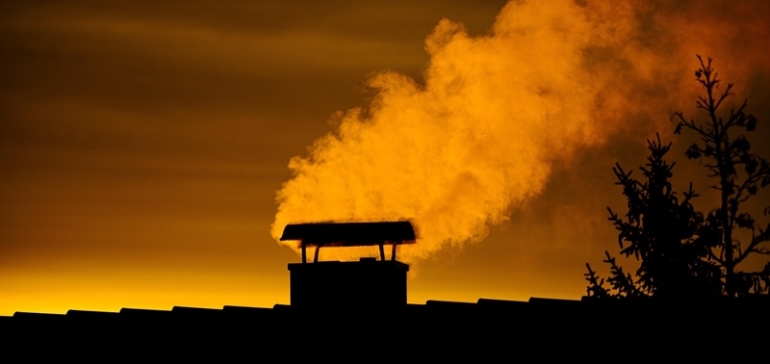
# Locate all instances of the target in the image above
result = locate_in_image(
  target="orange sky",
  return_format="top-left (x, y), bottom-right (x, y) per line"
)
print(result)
top-left (2, 0), bottom-right (769, 315)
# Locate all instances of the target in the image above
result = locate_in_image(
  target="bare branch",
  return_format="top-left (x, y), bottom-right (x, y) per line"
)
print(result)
top-left (713, 83), bottom-right (734, 111)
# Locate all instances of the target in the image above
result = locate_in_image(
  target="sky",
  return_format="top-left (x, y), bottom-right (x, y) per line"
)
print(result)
top-left (2, 0), bottom-right (769, 315)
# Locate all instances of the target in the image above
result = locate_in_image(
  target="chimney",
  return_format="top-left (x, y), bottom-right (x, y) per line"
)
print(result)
top-left (280, 221), bottom-right (415, 309)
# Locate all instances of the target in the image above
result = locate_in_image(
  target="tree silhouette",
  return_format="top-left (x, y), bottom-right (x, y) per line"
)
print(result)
top-left (587, 57), bottom-right (770, 299)
top-left (585, 135), bottom-right (721, 299)
top-left (673, 56), bottom-right (770, 296)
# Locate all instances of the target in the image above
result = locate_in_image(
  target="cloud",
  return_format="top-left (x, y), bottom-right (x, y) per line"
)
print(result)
top-left (273, 0), bottom-right (770, 263)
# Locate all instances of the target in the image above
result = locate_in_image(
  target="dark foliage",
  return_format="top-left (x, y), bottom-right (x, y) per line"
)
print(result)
top-left (673, 56), bottom-right (770, 296)
top-left (585, 135), bottom-right (721, 299)
top-left (587, 57), bottom-right (770, 298)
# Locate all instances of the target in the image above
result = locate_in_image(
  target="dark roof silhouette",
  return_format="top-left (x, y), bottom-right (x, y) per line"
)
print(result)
top-left (6, 221), bottom-right (768, 356)
top-left (4, 296), bottom-right (769, 358)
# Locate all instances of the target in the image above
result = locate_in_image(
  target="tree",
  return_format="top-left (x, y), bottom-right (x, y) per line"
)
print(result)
top-left (673, 56), bottom-right (770, 296)
top-left (585, 135), bottom-right (722, 299)
top-left (586, 57), bottom-right (770, 299)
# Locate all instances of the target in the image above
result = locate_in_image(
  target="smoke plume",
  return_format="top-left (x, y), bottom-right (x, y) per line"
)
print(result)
top-left (272, 0), bottom-right (770, 262)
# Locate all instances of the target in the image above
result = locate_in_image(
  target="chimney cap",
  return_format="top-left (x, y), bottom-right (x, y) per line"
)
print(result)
top-left (280, 221), bottom-right (416, 247)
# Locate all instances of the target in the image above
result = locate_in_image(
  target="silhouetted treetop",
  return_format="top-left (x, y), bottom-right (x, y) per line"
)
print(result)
top-left (673, 56), bottom-right (770, 296)
top-left (587, 56), bottom-right (770, 299)
top-left (586, 135), bottom-right (721, 299)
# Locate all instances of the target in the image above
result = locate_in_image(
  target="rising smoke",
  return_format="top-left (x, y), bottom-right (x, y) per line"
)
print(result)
top-left (272, 0), bottom-right (770, 262)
